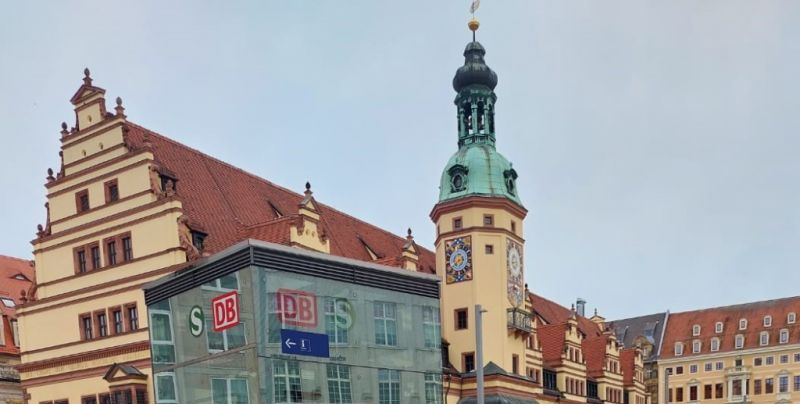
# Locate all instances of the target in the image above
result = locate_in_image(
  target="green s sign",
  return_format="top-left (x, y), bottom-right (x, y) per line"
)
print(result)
top-left (189, 306), bottom-right (204, 337)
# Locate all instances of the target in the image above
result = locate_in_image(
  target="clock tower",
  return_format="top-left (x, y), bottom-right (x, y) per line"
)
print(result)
top-left (431, 18), bottom-right (530, 379)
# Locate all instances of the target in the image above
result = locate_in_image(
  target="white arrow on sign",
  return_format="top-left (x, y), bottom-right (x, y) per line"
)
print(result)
top-left (285, 338), bottom-right (297, 349)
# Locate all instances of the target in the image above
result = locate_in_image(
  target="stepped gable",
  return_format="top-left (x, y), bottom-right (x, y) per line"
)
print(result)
top-left (660, 295), bottom-right (800, 359)
top-left (529, 292), bottom-right (602, 336)
top-left (0, 255), bottom-right (33, 355)
top-left (124, 123), bottom-right (435, 273)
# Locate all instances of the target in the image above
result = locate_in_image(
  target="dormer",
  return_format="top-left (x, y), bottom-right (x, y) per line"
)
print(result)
top-left (399, 229), bottom-right (420, 271)
top-left (289, 183), bottom-right (330, 253)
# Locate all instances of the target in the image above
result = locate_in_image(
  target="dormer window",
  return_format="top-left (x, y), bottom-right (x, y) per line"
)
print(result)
top-left (779, 329), bottom-right (789, 344)
top-left (739, 319), bottom-right (747, 330)
top-left (735, 334), bottom-right (745, 349)
top-left (160, 174), bottom-right (177, 193)
top-left (692, 325), bottom-right (701, 336)
top-left (715, 322), bottom-right (723, 333)
top-left (191, 231), bottom-right (207, 251)
top-left (13, 274), bottom-right (28, 281)
top-left (448, 165), bottom-right (469, 193)
top-left (710, 337), bottom-right (720, 352)
top-left (675, 342), bottom-right (684, 356)
top-left (692, 340), bottom-right (701, 353)
top-left (789, 312), bottom-right (796, 324)
top-left (503, 169), bottom-right (518, 195)
top-left (760, 331), bottom-right (769, 346)
top-left (0, 298), bottom-right (15, 308)
top-left (764, 315), bottom-right (772, 327)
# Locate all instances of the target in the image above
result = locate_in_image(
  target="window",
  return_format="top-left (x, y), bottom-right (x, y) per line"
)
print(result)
top-left (735, 358), bottom-right (742, 367)
top-left (105, 179), bottom-right (119, 203)
top-left (0, 298), bottom-right (14, 308)
top-left (111, 308), bottom-right (124, 334)
top-left (704, 362), bottom-right (712, 372)
top-left (485, 244), bottom-right (494, 254)
top-left (378, 369), bottom-right (401, 404)
top-left (676, 387), bottom-right (683, 402)
top-left (122, 237), bottom-right (133, 262)
top-left (273, 360), bottom-right (302, 403)
top-left (796, 353), bottom-right (800, 362)
top-left (760, 331), bottom-right (769, 346)
top-left (483, 214), bottom-right (494, 226)
top-left (455, 308), bottom-right (468, 330)
top-left (789, 312), bottom-right (797, 324)
top-left (424, 373), bottom-right (442, 404)
top-left (96, 311), bottom-right (108, 337)
top-left (212, 378), bottom-right (250, 404)
top-left (704, 384), bottom-right (712, 399)
top-left (710, 337), bottom-right (719, 352)
top-left (735, 334), bottom-right (744, 349)
top-left (739, 318), bottom-right (747, 330)
top-left (10, 320), bottom-right (18, 346)
top-left (715, 361), bottom-right (723, 370)
top-left (764, 315), bottom-right (772, 327)
top-left (779, 375), bottom-right (789, 393)
top-left (732, 379), bottom-right (742, 396)
top-left (512, 354), bottom-right (519, 374)
top-left (692, 324), bottom-right (700, 336)
top-left (453, 217), bottom-right (463, 231)
top-left (782, 354), bottom-right (790, 364)
top-left (203, 273), bottom-right (239, 291)
top-left (692, 340), bottom-right (701, 353)
top-left (463, 352), bottom-right (475, 373)
top-left (155, 372), bottom-right (178, 404)
top-left (76, 189), bottom-right (90, 212)
top-left (676, 366), bottom-right (684, 375)
top-left (543, 369), bottom-right (557, 390)
top-left (715, 383), bottom-right (723, 398)
top-left (794, 375), bottom-right (800, 392)
top-left (374, 302), bottom-right (397, 346)
top-left (422, 306), bottom-right (440, 349)
top-left (766, 356), bottom-right (774, 365)
top-left (126, 304), bottom-right (139, 331)
top-left (766, 378), bottom-right (774, 394)
top-left (191, 230), bottom-right (207, 251)
top-left (82, 396), bottom-right (98, 404)
top-left (754, 379), bottom-right (762, 394)
top-left (76, 249), bottom-right (87, 273)
top-left (689, 364), bottom-right (697, 373)
top-left (674, 342), bottom-right (683, 356)
top-left (325, 298), bottom-right (350, 345)
top-left (99, 394), bottom-right (111, 404)
top-left (689, 385), bottom-right (697, 401)
top-left (206, 319), bottom-right (246, 353)
top-left (112, 389), bottom-right (132, 404)
top-left (106, 240), bottom-right (117, 266)
top-left (754, 357), bottom-right (763, 366)
top-left (151, 300), bottom-right (176, 363)
top-left (780, 329), bottom-right (789, 344)
top-left (511, 221), bottom-right (516, 234)
top-left (326, 364), bottom-right (352, 404)
top-left (715, 321), bottom-right (723, 333)
top-left (80, 313), bottom-right (93, 340)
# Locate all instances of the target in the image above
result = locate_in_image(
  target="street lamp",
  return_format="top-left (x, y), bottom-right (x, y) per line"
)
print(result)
top-left (476, 304), bottom-right (488, 404)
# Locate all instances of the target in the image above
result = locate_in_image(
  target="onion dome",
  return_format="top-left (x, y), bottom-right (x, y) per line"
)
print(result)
top-left (452, 41), bottom-right (498, 92)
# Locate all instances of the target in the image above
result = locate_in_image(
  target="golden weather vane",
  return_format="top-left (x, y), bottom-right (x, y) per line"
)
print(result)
top-left (468, 0), bottom-right (481, 40)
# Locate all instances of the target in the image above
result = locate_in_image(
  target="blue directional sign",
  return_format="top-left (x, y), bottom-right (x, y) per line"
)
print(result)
top-left (280, 329), bottom-right (330, 358)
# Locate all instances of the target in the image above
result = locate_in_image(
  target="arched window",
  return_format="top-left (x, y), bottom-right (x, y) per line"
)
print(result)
top-left (788, 312), bottom-right (796, 324)
top-left (764, 315), bottom-right (772, 327)
top-left (692, 340), bottom-right (702, 353)
top-left (739, 318), bottom-right (747, 330)
top-left (675, 342), bottom-right (684, 356)
top-left (710, 337), bottom-right (720, 352)
top-left (692, 325), bottom-right (701, 336)
top-left (760, 331), bottom-right (769, 346)
top-left (735, 334), bottom-right (744, 349)
top-left (477, 101), bottom-right (485, 131)
top-left (779, 329), bottom-right (789, 344)
top-left (715, 322), bottom-right (723, 333)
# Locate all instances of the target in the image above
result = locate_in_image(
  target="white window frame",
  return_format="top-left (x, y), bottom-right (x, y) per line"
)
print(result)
top-left (150, 303), bottom-right (176, 364)
top-left (779, 329), bottom-right (789, 344)
top-left (425, 373), bottom-right (443, 404)
top-left (211, 377), bottom-right (250, 404)
top-left (710, 337), bottom-right (720, 352)
top-left (675, 342), bottom-right (684, 356)
top-left (378, 369), bottom-right (401, 404)
top-left (760, 331), bottom-right (769, 346)
top-left (273, 360), bottom-right (301, 403)
top-left (155, 372), bottom-right (179, 404)
top-left (692, 325), bottom-right (701, 336)
top-left (0, 298), bottom-right (15, 308)
top-left (325, 298), bottom-right (350, 345)
top-left (715, 322), bottom-right (723, 333)
top-left (764, 315), bottom-right (772, 327)
top-left (374, 301), bottom-right (398, 346)
top-left (206, 320), bottom-right (247, 353)
top-left (739, 319), bottom-right (747, 330)
top-left (326, 364), bottom-right (353, 404)
top-left (789, 312), bottom-right (796, 324)
top-left (716, 361), bottom-right (724, 370)
top-left (11, 320), bottom-right (19, 347)
top-left (735, 334), bottom-right (744, 349)
top-left (422, 305), bottom-right (440, 349)
top-left (202, 272), bottom-right (240, 292)
top-left (689, 364), bottom-right (698, 373)
top-left (692, 340), bottom-right (701, 353)
top-left (704, 362), bottom-right (712, 372)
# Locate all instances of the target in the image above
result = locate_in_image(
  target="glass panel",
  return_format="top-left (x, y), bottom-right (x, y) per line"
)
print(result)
top-left (220, 273), bottom-right (239, 290)
top-left (228, 322), bottom-right (246, 349)
top-left (156, 373), bottom-right (177, 400)
top-left (212, 378), bottom-right (228, 404)
top-left (231, 379), bottom-right (249, 404)
top-left (151, 313), bottom-right (172, 341)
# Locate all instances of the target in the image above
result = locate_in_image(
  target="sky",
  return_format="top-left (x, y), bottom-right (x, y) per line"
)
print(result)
top-left (1, 1), bottom-right (798, 320)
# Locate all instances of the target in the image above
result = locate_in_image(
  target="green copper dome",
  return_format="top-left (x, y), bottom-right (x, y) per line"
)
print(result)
top-left (437, 38), bottom-right (523, 208)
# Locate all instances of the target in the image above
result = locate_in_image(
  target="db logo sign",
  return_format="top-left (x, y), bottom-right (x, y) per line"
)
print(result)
top-left (211, 291), bottom-right (240, 332)
top-left (277, 288), bottom-right (317, 328)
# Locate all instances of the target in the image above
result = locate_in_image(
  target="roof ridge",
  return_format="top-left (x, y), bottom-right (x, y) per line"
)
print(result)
top-left (0, 255), bottom-right (30, 263)
top-left (127, 122), bottom-right (434, 257)
top-left (671, 295), bottom-right (800, 315)
top-left (244, 215), bottom-right (297, 229)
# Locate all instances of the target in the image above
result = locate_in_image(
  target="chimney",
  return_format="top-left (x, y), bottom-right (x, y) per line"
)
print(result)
top-left (576, 298), bottom-right (586, 317)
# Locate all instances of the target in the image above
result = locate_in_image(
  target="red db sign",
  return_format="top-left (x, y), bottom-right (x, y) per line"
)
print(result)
top-left (277, 288), bottom-right (317, 328)
top-left (211, 291), bottom-right (240, 332)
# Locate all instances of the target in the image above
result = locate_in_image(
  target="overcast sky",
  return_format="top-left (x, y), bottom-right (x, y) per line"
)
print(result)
top-left (1, 1), bottom-right (798, 319)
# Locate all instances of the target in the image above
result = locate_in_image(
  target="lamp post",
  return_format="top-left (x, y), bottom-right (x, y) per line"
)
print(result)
top-left (476, 304), bottom-right (487, 404)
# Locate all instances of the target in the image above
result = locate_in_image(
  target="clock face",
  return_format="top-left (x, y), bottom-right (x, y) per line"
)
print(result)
top-left (506, 239), bottom-right (524, 307)
top-left (445, 236), bottom-right (473, 284)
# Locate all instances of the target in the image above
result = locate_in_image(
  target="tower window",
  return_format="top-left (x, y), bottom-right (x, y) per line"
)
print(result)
top-left (76, 250), bottom-right (87, 273)
top-left (104, 179), bottom-right (119, 203)
top-left (191, 231), bottom-right (207, 251)
top-left (455, 308), bottom-right (468, 330)
top-left (503, 169), bottom-right (518, 195)
top-left (485, 245), bottom-right (494, 254)
top-left (91, 245), bottom-right (101, 270)
top-left (122, 236), bottom-right (133, 262)
top-left (448, 165), bottom-right (469, 193)
top-left (463, 352), bottom-right (475, 373)
top-left (106, 240), bottom-right (117, 266)
top-left (483, 214), bottom-right (494, 226)
top-left (453, 217), bottom-right (463, 231)
top-left (160, 174), bottom-right (177, 192)
top-left (76, 190), bottom-right (90, 212)
top-left (511, 221), bottom-right (516, 234)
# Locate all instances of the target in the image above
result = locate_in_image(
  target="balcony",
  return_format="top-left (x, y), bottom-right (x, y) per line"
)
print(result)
top-left (725, 366), bottom-right (751, 376)
top-left (507, 308), bottom-right (532, 335)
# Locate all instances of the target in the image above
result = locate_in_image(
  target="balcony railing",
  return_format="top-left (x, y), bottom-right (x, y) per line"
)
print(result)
top-left (507, 308), bottom-right (532, 333)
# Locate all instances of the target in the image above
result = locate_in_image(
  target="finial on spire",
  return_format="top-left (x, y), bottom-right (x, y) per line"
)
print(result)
top-left (407, 228), bottom-right (413, 239)
top-left (304, 181), bottom-right (312, 197)
top-left (115, 96), bottom-right (126, 117)
top-left (83, 68), bottom-right (92, 85)
top-left (468, 0), bottom-right (480, 41)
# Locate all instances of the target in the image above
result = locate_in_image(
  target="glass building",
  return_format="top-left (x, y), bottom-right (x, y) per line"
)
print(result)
top-left (144, 240), bottom-right (442, 403)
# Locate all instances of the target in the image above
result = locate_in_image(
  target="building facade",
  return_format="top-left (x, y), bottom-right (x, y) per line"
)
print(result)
top-left (143, 240), bottom-right (441, 403)
top-left (657, 297), bottom-right (800, 404)
top-left (609, 312), bottom-right (669, 404)
top-left (0, 255), bottom-right (33, 404)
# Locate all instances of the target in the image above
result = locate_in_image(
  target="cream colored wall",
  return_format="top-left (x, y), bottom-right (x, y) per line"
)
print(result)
top-left (436, 204), bottom-right (527, 375)
top-left (62, 122), bottom-right (126, 173)
top-left (73, 93), bottom-right (105, 138)
top-left (26, 363), bottom-right (153, 404)
top-left (658, 344), bottom-right (800, 404)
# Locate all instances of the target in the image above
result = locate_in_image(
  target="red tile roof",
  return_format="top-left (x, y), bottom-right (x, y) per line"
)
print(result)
top-left (538, 323), bottom-right (568, 366)
top-left (124, 123), bottom-right (435, 273)
top-left (582, 334), bottom-right (610, 378)
top-left (528, 292), bottom-right (602, 337)
top-left (620, 348), bottom-right (637, 386)
top-left (0, 255), bottom-right (34, 355)
top-left (660, 296), bottom-right (800, 359)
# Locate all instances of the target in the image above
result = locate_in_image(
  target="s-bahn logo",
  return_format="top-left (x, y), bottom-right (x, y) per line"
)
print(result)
top-left (277, 288), bottom-right (318, 328)
top-left (211, 291), bottom-right (240, 332)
